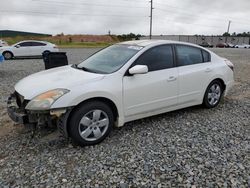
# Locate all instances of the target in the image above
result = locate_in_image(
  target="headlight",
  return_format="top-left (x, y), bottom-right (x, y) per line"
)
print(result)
top-left (25, 89), bottom-right (69, 110)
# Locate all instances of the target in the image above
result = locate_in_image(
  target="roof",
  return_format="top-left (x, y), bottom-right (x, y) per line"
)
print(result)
top-left (15, 40), bottom-right (50, 44)
top-left (119, 39), bottom-right (200, 47)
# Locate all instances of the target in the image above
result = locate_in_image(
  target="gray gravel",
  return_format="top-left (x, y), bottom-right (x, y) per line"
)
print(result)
top-left (0, 48), bottom-right (249, 187)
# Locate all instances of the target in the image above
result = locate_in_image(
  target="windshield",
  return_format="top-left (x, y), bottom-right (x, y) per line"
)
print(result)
top-left (77, 44), bottom-right (143, 74)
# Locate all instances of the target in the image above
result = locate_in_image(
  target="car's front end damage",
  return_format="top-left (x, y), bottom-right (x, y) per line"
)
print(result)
top-left (7, 91), bottom-right (33, 125)
top-left (6, 64), bottom-right (109, 140)
top-left (7, 90), bottom-right (72, 137)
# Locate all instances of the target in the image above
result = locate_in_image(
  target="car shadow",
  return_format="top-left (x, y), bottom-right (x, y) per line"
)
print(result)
top-left (5, 56), bottom-right (43, 60)
top-left (5, 98), bottom-right (231, 150)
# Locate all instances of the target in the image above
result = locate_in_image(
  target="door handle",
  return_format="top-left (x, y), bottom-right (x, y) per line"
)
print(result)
top-left (167, 76), bottom-right (177, 82)
top-left (205, 68), bottom-right (212, 72)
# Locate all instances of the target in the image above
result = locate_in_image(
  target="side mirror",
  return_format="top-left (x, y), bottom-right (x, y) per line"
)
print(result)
top-left (15, 45), bottom-right (20, 48)
top-left (129, 65), bottom-right (148, 75)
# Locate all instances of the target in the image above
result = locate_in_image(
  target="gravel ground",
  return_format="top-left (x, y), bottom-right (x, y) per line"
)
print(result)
top-left (0, 48), bottom-right (249, 187)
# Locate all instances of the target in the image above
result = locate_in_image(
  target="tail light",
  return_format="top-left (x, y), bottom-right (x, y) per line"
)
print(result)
top-left (224, 59), bottom-right (234, 71)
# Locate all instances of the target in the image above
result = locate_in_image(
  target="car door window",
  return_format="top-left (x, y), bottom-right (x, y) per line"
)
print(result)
top-left (18, 42), bottom-right (33, 47)
top-left (31, 42), bottom-right (47, 46)
top-left (202, 50), bottom-right (211, 62)
top-left (134, 45), bottom-right (174, 71)
top-left (176, 45), bottom-right (203, 66)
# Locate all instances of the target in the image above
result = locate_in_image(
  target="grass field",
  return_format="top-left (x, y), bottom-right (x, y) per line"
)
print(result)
top-left (2, 35), bottom-right (118, 48)
top-left (57, 42), bottom-right (114, 48)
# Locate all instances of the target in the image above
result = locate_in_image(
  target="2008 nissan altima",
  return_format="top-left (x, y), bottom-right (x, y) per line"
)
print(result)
top-left (7, 40), bottom-right (234, 146)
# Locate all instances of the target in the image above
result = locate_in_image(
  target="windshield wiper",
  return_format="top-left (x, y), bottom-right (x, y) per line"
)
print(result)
top-left (72, 64), bottom-right (99, 73)
top-left (81, 66), bottom-right (94, 72)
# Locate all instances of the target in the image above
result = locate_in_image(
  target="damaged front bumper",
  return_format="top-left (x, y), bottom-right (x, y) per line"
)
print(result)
top-left (7, 93), bottom-right (33, 124)
top-left (7, 92), bottom-right (72, 137)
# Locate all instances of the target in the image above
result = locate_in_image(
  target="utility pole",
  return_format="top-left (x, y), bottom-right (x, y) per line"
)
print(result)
top-left (149, 0), bottom-right (153, 39)
top-left (227, 20), bottom-right (231, 34)
top-left (225, 20), bottom-right (231, 43)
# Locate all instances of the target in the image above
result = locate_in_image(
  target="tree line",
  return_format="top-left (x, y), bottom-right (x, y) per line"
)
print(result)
top-left (223, 31), bottom-right (250, 37)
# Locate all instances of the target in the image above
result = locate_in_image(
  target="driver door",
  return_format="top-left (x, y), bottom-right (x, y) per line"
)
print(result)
top-left (12, 42), bottom-right (33, 56)
top-left (123, 45), bottom-right (178, 117)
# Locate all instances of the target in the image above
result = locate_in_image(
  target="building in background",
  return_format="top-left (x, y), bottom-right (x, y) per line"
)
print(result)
top-left (0, 30), bottom-right (52, 38)
top-left (140, 35), bottom-right (250, 46)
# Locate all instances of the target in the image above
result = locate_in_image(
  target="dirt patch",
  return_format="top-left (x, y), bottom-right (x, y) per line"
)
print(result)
top-left (0, 112), bottom-right (24, 137)
top-left (226, 90), bottom-right (250, 100)
top-left (0, 122), bottom-right (15, 137)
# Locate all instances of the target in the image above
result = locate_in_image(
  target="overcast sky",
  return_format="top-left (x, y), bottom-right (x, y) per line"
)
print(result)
top-left (0, 0), bottom-right (250, 36)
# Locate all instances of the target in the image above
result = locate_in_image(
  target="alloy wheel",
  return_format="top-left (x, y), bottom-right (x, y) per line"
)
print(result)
top-left (78, 109), bottom-right (109, 142)
top-left (207, 83), bottom-right (221, 106)
top-left (4, 52), bottom-right (12, 60)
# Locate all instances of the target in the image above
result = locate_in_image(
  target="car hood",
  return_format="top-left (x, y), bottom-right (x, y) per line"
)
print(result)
top-left (0, 46), bottom-right (11, 50)
top-left (15, 65), bottom-right (105, 99)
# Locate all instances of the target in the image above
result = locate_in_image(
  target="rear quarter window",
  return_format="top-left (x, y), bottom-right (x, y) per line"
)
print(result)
top-left (202, 50), bottom-right (211, 62)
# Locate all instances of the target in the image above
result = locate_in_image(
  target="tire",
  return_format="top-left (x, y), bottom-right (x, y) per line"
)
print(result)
top-left (3, 51), bottom-right (13, 60)
top-left (203, 80), bottom-right (223, 108)
top-left (68, 101), bottom-right (114, 146)
top-left (42, 50), bottom-right (50, 55)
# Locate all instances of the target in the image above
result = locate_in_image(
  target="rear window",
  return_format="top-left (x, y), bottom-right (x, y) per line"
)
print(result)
top-left (32, 42), bottom-right (47, 46)
top-left (176, 45), bottom-right (203, 66)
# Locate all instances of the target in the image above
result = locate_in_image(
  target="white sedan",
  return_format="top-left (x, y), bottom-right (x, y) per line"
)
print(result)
top-left (235, 44), bottom-right (250, 48)
top-left (0, 40), bottom-right (59, 59)
top-left (0, 39), bottom-right (8, 47)
top-left (7, 40), bottom-right (234, 146)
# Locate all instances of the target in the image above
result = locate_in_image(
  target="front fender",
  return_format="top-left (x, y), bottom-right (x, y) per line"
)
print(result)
top-left (51, 90), bottom-right (125, 127)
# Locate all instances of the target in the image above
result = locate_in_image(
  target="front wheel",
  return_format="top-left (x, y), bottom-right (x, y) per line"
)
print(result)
top-left (203, 80), bottom-right (223, 108)
top-left (3, 51), bottom-right (13, 60)
top-left (68, 101), bottom-right (114, 146)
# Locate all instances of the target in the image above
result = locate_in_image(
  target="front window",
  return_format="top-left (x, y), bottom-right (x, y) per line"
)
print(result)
top-left (18, 42), bottom-right (33, 47)
top-left (134, 45), bottom-right (174, 72)
top-left (77, 44), bottom-right (142, 74)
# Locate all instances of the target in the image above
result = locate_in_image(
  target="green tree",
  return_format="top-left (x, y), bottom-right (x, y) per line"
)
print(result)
top-left (222, 32), bottom-right (230, 37)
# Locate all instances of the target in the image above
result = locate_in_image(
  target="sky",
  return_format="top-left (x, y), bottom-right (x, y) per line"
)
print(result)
top-left (0, 0), bottom-right (250, 36)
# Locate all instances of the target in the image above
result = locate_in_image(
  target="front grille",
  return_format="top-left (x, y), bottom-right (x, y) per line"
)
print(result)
top-left (14, 91), bottom-right (29, 109)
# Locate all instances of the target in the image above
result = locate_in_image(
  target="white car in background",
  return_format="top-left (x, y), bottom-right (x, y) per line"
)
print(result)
top-left (0, 39), bottom-right (8, 47)
top-left (7, 40), bottom-right (234, 146)
top-left (235, 44), bottom-right (250, 48)
top-left (0, 40), bottom-right (59, 60)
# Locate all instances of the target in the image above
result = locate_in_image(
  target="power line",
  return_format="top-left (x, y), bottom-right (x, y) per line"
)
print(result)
top-left (0, 10), bottom-right (148, 18)
top-left (1, 0), bottom-right (249, 35)
top-left (155, 7), bottom-right (227, 23)
top-left (32, 0), bottom-right (148, 9)
top-left (154, 2), bottom-right (250, 24)
top-left (31, 0), bottom-right (250, 28)
top-left (158, 18), bottom-right (225, 29)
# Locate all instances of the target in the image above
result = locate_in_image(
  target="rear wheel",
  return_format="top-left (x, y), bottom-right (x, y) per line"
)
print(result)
top-left (3, 51), bottom-right (13, 60)
top-left (68, 101), bottom-right (114, 146)
top-left (42, 50), bottom-right (50, 55)
top-left (203, 80), bottom-right (223, 108)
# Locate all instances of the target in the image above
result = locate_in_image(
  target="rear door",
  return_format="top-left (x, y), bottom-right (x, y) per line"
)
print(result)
top-left (31, 42), bottom-right (47, 55)
top-left (175, 44), bottom-right (213, 105)
top-left (123, 45), bottom-right (178, 117)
